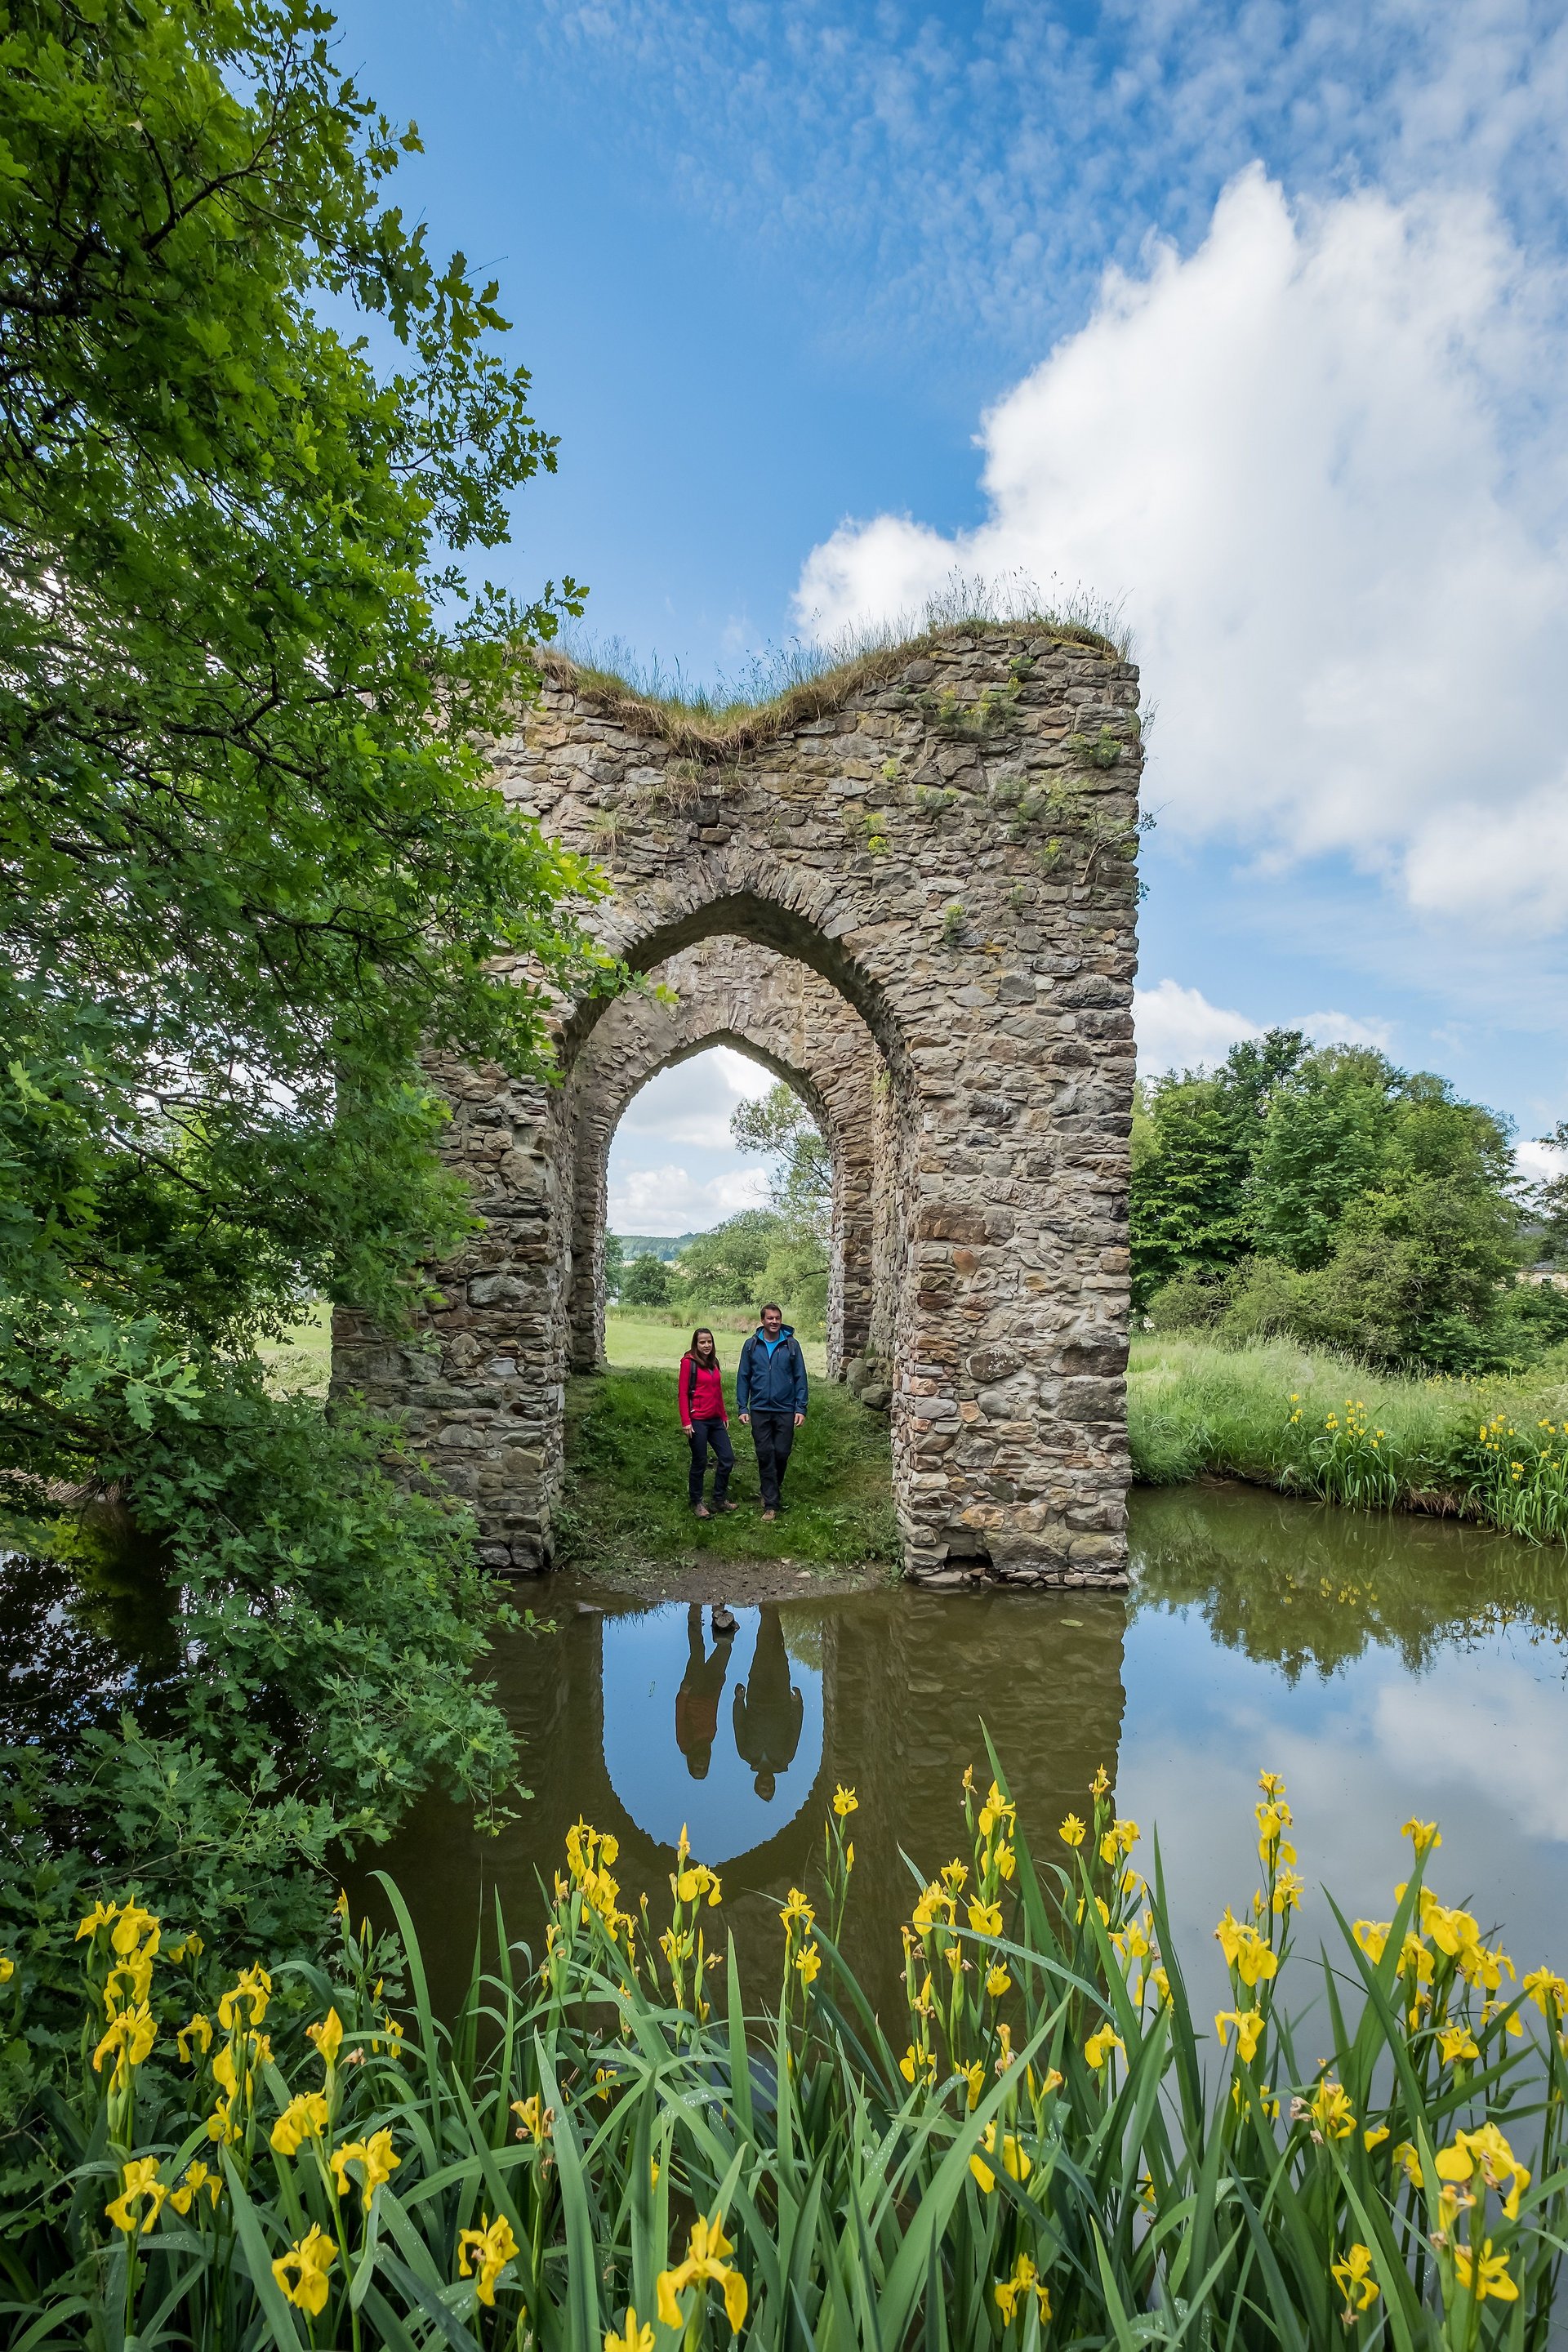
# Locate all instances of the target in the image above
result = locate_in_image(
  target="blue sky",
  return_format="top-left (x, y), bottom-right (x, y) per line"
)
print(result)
top-left (330, 0), bottom-right (1568, 1231)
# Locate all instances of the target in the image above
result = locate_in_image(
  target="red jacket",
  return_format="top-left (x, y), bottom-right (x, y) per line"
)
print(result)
top-left (679, 1354), bottom-right (728, 1426)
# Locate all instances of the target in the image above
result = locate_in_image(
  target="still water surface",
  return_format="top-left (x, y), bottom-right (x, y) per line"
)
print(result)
top-left (384, 1483), bottom-right (1568, 2018)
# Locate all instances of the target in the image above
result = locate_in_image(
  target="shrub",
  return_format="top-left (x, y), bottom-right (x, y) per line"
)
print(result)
top-left (620, 1254), bottom-right (674, 1307)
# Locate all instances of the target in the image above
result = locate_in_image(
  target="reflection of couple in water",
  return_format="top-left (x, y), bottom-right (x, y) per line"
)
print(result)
top-left (674, 1603), bottom-right (804, 1797)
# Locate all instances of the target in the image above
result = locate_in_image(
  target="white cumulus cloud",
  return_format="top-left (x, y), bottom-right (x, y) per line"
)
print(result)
top-left (608, 1164), bottom-right (770, 1236)
top-left (796, 166), bottom-right (1568, 939)
top-left (617, 1045), bottom-right (776, 1150)
top-left (1134, 979), bottom-right (1260, 1074)
top-left (1134, 979), bottom-right (1390, 1075)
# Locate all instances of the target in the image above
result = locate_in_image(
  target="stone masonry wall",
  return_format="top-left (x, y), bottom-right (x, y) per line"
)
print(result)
top-left (333, 623), bottom-right (1142, 1587)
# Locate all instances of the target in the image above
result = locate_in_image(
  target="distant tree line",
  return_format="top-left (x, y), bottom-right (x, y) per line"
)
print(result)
top-left (1133, 1035), bottom-right (1568, 1371)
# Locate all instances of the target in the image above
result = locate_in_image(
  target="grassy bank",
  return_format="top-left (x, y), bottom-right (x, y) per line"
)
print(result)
top-left (558, 1367), bottom-right (896, 1571)
top-left (1130, 1334), bottom-right (1568, 1540)
top-left (10, 1763), bottom-right (1566, 2347)
top-left (606, 1309), bottom-right (827, 1376)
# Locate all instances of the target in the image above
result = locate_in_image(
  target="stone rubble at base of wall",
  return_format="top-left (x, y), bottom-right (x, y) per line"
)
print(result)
top-left (333, 626), bottom-right (1141, 1592)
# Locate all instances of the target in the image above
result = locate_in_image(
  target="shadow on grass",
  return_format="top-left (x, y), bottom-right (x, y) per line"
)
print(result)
top-left (556, 1369), bottom-right (898, 1571)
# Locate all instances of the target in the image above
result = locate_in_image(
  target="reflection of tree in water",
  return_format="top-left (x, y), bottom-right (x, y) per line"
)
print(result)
top-left (732, 1608), bottom-right (804, 1801)
top-left (779, 1607), bottom-right (825, 1671)
top-left (0, 1545), bottom-right (180, 1744)
top-left (1129, 1486), bottom-right (1568, 1682)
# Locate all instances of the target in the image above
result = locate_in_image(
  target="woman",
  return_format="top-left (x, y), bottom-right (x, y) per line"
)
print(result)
top-left (679, 1328), bottom-right (737, 1518)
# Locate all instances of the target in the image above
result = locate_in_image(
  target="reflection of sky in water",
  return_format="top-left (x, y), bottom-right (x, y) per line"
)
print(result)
top-left (1120, 1603), bottom-right (1568, 2009)
top-left (601, 1604), bottom-right (823, 1864)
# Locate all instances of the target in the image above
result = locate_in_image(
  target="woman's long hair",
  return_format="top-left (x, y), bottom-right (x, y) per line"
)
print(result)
top-left (688, 1327), bottom-right (719, 1365)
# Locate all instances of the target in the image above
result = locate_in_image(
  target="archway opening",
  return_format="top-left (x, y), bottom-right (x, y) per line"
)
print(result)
top-left (563, 933), bottom-right (901, 1396)
top-left (603, 1042), bottom-right (834, 1363)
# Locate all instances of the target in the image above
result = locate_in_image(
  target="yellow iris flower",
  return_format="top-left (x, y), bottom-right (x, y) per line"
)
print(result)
top-left (329, 2127), bottom-right (399, 2212)
top-left (273, 2223), bottom-right (336, 2316)
top-left (306, 2006), bottom-right (344, 2066)
top-left (657, 2213), bottom-right (748, 2335)
top-left (1214, 2009), bottom-right (1265, 2061)
top-left (1452, 2238), bottom-right (1519, 2302)
top-left (105, 2157), bottom-right (167, 2235)
top-left (1085, 2024), bottom-right (1125, 2071)
top-left (216, 1963), bottom-right (270, 2031)
top-left (176, 2012), bottom-right (212, 2064)
top-left (270, 2091), bottom-right (330, 2156)
top-left (1330, 2244), bottom-right (1379, 2315)
top-left (457, 2212), bottom-right (520, 2306)
top-left (1309, 2079), bottom-right (1356, 2140)
top-left (994, 2251), bottom-right (1051, 2326)
top-left (969, 2121), bottom-right (1032, 2192)
top-left (1436, 2124), bottom-right (1530, 2220)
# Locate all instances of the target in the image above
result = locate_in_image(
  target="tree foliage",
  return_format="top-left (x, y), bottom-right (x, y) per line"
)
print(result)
top-left (0, 0), bottom-right (619, 1499)
top-left (618, 1251), bottom-right (673, 1307)
top-left (731, 1081), bottom-right (833, 1246)
top-left (671, 1209), bottom-right (783, 1308)
top-left (1134, 1038), bottom-right (1537, 1370)
top-left (0, 2), bottom-right (598, 1974)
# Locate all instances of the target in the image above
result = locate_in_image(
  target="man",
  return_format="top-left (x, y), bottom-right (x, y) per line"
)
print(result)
top-left (736, 1301), bottom-right (808, 1521)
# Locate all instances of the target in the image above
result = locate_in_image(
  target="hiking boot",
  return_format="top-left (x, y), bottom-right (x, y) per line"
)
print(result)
top-left (694, 1504), bottom-right (710, 1520)
top-left (760, 1508), bottom-right (777, 1522)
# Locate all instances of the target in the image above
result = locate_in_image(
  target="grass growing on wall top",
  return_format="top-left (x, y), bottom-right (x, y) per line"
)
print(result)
top-left (545, 572), bottom-right (1132, 758)
top-left (557, 1368), bottom-right (897, 1571)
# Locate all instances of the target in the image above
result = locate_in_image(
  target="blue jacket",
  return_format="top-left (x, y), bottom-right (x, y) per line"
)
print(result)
top-left (737, 1325), bottom-right (808, 1416)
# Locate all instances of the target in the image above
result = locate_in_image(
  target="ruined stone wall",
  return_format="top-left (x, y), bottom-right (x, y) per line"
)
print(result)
top-left (334, 623), bottom-right (1142, 1587)
top-left (562, 937), bottom-right (879, 1377)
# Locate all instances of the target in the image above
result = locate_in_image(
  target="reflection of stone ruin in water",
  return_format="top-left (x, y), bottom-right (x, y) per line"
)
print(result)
top-left (369, 1587), bottom-right (1129, 2025)
top-left (333, 626), bottom-right (1142, 1586)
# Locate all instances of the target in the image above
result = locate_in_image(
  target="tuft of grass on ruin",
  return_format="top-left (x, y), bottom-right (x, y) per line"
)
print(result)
top-left (1129, 1332), bottom-right (1568, 1541)
top-left (558, 1366), bottom-right (898, 1571)
top-left (541, 570), bottom-right (1132, 760)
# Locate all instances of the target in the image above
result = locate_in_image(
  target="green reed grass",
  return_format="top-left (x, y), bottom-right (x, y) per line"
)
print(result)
top-left (1129, 1335), bottom-right (1568, 1544)
top-left (6, 1751), bottom-right (1566, 2350)
top-left (550, 572), bottom-right (1131, 752)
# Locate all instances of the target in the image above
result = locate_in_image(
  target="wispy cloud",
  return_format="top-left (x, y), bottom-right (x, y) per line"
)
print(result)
top-left (522, 0), bottom-right (1568, 371)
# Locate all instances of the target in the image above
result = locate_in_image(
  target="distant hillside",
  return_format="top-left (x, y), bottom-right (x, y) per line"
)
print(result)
top-left (612, 1232), bottom-right (701, 1263)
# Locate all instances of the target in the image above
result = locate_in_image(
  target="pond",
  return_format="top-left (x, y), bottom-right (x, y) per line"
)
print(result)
top-left (381, 1481), bottom-right (1568, 2022)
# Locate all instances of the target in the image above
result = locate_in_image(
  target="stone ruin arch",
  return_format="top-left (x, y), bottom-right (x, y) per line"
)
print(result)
top-left (333, 622), bottom-right (1142, 1587)
top-left (564, 937), bottom-right (883, 1383)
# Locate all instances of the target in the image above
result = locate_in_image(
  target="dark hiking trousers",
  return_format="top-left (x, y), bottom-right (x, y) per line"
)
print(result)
top-left (688, 1417), bottom-right (734, 1507)
top-left (749, 1409), bottom-right (797, 1510)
